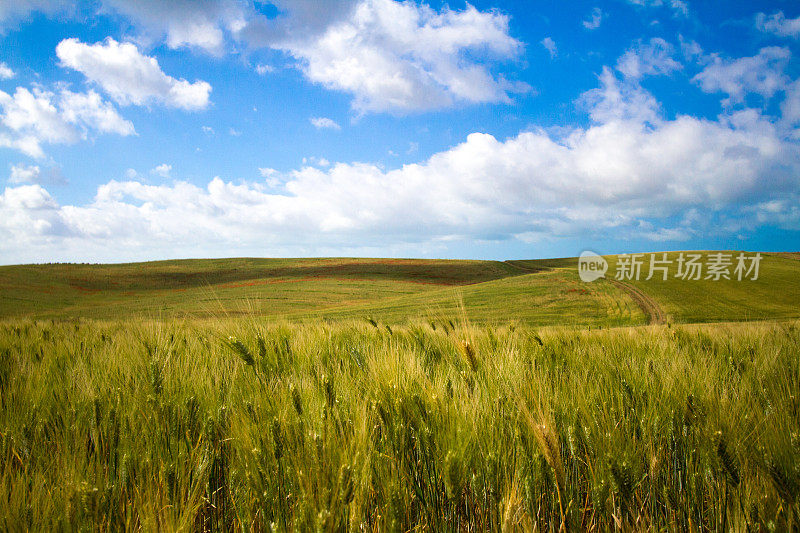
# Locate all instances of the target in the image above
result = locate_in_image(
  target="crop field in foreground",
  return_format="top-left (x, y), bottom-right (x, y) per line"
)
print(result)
top-left (1, 317), bottom-right (799, 531)
top-left (1, 252), bottom-right (798, 531)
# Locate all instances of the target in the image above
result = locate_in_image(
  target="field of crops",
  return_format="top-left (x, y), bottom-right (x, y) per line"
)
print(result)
top-left (1, 253), bottom-right (799, 530)
top-left (1, 317), bottom-right (799, 530)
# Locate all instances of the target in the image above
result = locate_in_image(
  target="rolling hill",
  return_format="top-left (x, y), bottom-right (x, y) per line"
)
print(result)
top-left (0, 252), bottom-right (797, 325)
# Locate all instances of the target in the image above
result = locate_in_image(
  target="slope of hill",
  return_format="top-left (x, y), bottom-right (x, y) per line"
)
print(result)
top-left (0, 258), bottom-right (524, 320)
top-left (0, 252), bottom-right (797, 325)
top-left (512, 251), bottom-right (800, 324)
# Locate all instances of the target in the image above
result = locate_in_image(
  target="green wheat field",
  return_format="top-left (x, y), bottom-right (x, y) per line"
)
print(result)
top-left (1, 252), bottom-right (799, 530)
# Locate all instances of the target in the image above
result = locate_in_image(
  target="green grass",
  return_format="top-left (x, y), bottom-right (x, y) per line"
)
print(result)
top-left (2, 253), bottom-right (799, 530)
top-left (0, 258), bottom-right (523, 320)
top-left (4, 251), bottom-right (798, 326)
top-left (607, 251), bottom-right (800, 323)
top-left (512, 251), bottom-right (800, 325)
top-left (0, 257), bottom-right (643, 327)
top-left (1, 318), bottom-right (798, 530)
top-left (305, 270), bottom-right (643, 327)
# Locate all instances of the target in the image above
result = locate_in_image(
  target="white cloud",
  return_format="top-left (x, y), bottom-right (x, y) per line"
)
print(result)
top-left (756, 11), bottom-right (800, 39)
top-left (229, 127), bottom-right (241, 136)
top-left (255, 63), bottom-right (274, 75)
top-left (616, 38), bottom-right (681, 80)
top-left (258, 167), bottom-right (278, 177)
top-left (279, 0), bottom-right (526, 113)
top-left (59, 89), bottom-right (137, 135)
top-left (581, 67), bottom-right (661, 125)
top-left (9, 164), bottom-right (40, 184)
top-left (0, 88), bottom-right (78, 150)
top-left (626, 0), bottom-right (688, 18)
top-left (202, 125), bottom-right (215, 134)
top-left (583, 8), bottom-right (603, 30)
top-left (2, 68), bottom-right (798, 261)
top-left (0, 0), bottom-right (68, 31)
top-left (100, 0), bottom-right (247, 55)
top-left (0, 86), bottom-right (133, 158)
top-left (541, 37), bottom-right (557, 59)
top-left (678, 35), bottom-right (702, 61)
top-left (782, 80), bottom-right (800, 127)
top-left (56, 37), bottom-right (212, 110)
top-left (22, 1), bottom-right (523, 115)
top-left (0, 62), bottom-right (14, 79)
top-left (99, 0), bottom-right (358, 55)
top-left (693, 47), bottom-right (791, 105)
top-left (151, 163), bottom-right (172, 178)
top-left (310, 117), bottom-right (341, 130)
top-left (8, 163), bottom-right (65, 185)
top-left (302, 156), bottom-right (331, 167)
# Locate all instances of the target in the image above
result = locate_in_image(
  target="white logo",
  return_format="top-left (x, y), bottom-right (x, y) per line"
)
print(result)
top-left (578, 250), bottom-right (608, 282)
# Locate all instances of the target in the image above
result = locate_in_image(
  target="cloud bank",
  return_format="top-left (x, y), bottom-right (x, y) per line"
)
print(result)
top-left (2, 63), bottom-right (798, 262)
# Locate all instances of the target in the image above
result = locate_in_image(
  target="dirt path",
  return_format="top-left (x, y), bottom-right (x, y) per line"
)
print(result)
top-left (503, 260), bottom-right (667, 325)
top-left (608, 279), bottom-right (667, 325)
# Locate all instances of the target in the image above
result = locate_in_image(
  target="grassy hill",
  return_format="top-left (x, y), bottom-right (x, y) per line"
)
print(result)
top-left (0, 252), bottom-right (797, 325)
top-left (0, 258), bottom-right (521, 320)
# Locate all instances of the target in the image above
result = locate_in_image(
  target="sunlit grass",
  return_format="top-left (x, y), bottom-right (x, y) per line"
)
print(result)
top-left (1, 317), bottom-right (798, 530)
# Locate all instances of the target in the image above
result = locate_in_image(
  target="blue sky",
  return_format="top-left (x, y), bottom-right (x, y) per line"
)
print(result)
top-left (1, 0), bottom-right (799, 264)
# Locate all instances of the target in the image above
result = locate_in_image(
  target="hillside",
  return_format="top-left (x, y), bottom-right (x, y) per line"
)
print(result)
top-left (0, 252), bottom-right (797, 325)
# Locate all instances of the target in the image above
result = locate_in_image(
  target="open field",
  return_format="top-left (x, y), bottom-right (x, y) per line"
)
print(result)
top-left (1, 317), bottom-right (799, 530)
top-left (606, 252), bottom-right (800, 324)
top-left (1, 252), bottom-right (798, 326)
top-left (1, 252), bottom-right (798, 530)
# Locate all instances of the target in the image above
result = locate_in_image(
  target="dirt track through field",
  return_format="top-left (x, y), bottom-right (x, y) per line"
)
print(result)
top-left (504, 260), bottom-right (667, 325)
top-left (609, 279), bottom-right (667, 324)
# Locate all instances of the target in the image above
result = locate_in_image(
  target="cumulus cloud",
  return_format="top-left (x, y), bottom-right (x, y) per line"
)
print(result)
top-left (56, 37), bottom-right (212, 110)
top-left (0, 86), bottom-right (134, 158)
top-left (59, 89), bottom-right (137, 135)
top-left (693, 47), bottom-right (791, 105)
top-left (2, 64), bottom-right (798, 262)
top-left (9, 163), bottom-right (40, 184)
top-left (583, 8), bottom-right (604, 30)
top-left (8, 163), bottom-right (66, 185)
top-left (756, 11), bottom-right (800, 39)
top-left (13, 1), bottom-right (524, 115)
top-left (0, 62), bottom-right (14, 79)
top-left (278, 0), bottom-right (526, 113)
top-left (616, 38), bottom-right (681, 80)
top-left (581, 67), bottom-right (661, 125)
top-left (541, 37), bottom-right (557, 59)
top-left (100, 0), bottom-right (247, 55)
top-left (310, 117), bottom-right (340, 130)
top-left (151, 163), bottom-right (172, 178)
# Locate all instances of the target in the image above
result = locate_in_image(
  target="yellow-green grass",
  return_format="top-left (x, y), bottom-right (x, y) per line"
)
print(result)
top-left (608, 251), bottom-right (800, 323)
top-left (0, 257), bottom-right (523, 320)
top-left (1, 318), bottom-right (798, 530)
top-left (302, 270), bottom-right (644, 327)
top-left (2, 252), bottom-right (799, 326)
top-left (512, 251), bottom-right (800, 324)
